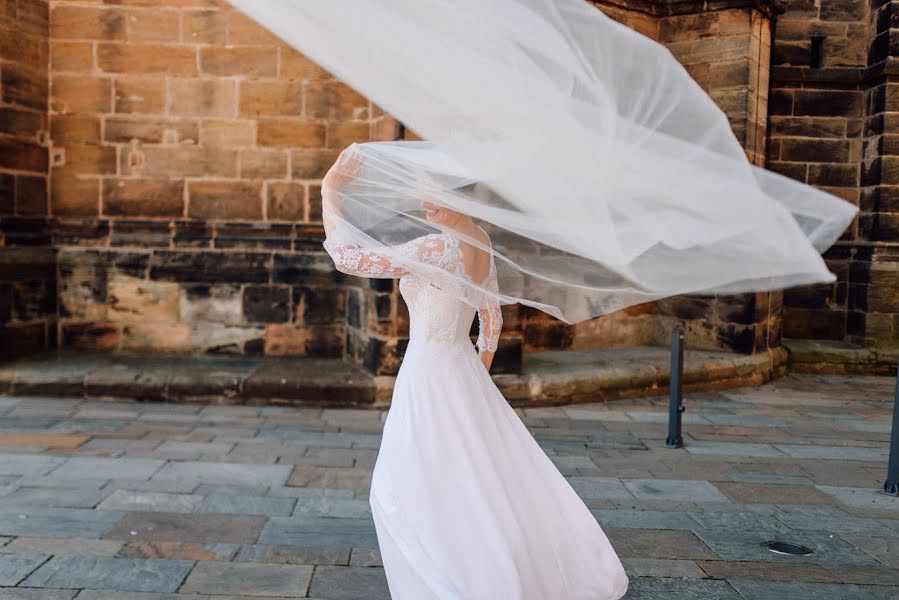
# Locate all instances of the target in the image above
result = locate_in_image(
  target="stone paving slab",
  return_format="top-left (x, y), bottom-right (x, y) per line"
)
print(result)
top-left (19, 555), bottom-right (195, 593)
top-left (179, 561), bottom-right (314, 597)
top-left (0, 554), bottom-right (47, 586)
top-left (0, 373), bottom-right (895, 598)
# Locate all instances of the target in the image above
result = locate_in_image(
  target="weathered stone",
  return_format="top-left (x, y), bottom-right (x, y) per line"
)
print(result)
top-left (308, 565), bottom-right (390, 600)
top-left (20, 555), bottom-right (194, 593)
top-left (103, 512), bottom-right (266, 545)
top-left (180, 561), bottom-right (314, 596)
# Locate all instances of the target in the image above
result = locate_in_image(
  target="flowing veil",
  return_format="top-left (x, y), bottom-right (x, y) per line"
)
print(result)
top-left (226, 0), bottom-right (859, 323)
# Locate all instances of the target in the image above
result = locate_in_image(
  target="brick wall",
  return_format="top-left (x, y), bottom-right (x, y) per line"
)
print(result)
top-left (41, 0), bottom-right (400, 357)
top-left (772, 0), bottom-right (899, 348)
top-left (4, 0), bottom-right (892, 369)
top-left (0, 0), bottom-right (55, 359)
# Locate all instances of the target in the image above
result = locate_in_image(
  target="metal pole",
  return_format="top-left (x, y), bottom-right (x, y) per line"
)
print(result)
top-left (884, 361), bottom-right (899, 495)
top-left (666, 326), bottom-right (685, 449)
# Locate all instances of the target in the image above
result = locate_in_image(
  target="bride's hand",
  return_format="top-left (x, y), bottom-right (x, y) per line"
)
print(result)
top-left (323, 148), bottom-right (362, 191)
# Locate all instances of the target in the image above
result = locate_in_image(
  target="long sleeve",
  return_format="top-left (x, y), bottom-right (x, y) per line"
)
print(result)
top-left (322, 228), bottom-right (448, 279)
top-left (475, 261), bottom-right (502, 352)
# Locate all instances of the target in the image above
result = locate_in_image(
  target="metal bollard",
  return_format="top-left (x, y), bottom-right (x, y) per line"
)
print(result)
top-left (884, 361), bottom-right (899, 495)
top-left (666, 326), bottom-right (685, 449)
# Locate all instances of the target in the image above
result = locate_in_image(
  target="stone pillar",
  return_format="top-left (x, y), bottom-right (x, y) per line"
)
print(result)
top-left (0, 1), bottom-right (55, 359)
top-left (853, 0), bottom-right (899, 347)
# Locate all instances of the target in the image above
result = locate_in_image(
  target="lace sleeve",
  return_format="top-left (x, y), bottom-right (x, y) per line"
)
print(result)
top-left (476, 259), bottom-right (502, 352)
top-left (322, 231), bottom-right (447, 279)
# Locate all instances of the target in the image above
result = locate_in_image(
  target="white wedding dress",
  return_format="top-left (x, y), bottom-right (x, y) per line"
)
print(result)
top-left (324, 231), bottom-right (629, 600)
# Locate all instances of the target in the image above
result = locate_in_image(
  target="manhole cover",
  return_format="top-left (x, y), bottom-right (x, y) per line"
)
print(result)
top-left (763, 541), bottom-right (814, 556)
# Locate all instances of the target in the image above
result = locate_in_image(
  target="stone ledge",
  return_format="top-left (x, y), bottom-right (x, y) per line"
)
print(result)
top-left (1, 346), bottom-right (789, 408)
top-left (494, 346), bottom-right (788, 407)
top-left (784, 338), bottom-right (899, 376)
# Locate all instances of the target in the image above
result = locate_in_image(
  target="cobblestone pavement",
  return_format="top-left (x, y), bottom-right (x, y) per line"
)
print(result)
top-left (0, 373), bottom-right (897, 599)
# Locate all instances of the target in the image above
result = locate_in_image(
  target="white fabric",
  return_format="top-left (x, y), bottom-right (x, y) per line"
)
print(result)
top-left (372, 266), bottom-right (628, 599)
top-left (226, 0), bottom-right (858, 324)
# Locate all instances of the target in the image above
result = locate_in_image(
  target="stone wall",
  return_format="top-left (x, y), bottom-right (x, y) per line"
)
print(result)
top-left (772, 0), bottom-right (899, 348)
top-left (0, 0), bottom-right (55, 359)
top-left (40, 0), bottom-right (398, 357)
top-left (3, 0), bottom-right (893, 370)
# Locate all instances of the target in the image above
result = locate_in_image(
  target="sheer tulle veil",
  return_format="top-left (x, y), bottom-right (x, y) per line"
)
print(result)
top-left (226, 0), bottom-right (859, 324)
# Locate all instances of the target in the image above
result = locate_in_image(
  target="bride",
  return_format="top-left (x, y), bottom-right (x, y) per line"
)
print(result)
top-left (321, 152), bottom-right (630, 599)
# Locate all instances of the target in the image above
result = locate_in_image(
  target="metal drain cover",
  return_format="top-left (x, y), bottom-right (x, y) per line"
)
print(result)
top-left (763, 541), bottom-right (814, 556)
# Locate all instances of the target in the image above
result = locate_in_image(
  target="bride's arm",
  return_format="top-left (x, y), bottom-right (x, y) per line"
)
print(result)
top-left (475, 266), bottom-right (502, 372)
top-left (321, 152), bottom-right (427, 279)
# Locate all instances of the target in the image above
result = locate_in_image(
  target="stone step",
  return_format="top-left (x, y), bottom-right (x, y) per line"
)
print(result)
top-left (783, 338), bottom-right (899, 376)
top-left (0, 352), bottom-right (377, 407)
top-left (0, 345), bottom-right (791, 408)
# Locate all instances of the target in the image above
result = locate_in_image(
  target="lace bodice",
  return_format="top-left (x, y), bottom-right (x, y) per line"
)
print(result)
top-left (322, 232), bottom-right (502, 352)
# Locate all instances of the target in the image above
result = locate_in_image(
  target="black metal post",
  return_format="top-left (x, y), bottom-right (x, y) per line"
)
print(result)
top-left (884, 361), bottom-right (899, 495)
top-left (666, 326), bottom-right (685, 449)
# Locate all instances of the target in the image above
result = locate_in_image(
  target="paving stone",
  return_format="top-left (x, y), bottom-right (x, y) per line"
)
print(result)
top-left (567, 477), bottom-right (635, 501)
top-left (102, 478), bottom-right (199, 494)
top-left (0, 553), bottom-right (47, 586)
top-left (860, 586), bottom-right (899, 600)
top-left (235, 544), bottom-right (350, 566)
top-left (71, 593), bottom-right (205, 600)
top-left (307, 565), bottom-right (389, 600)
top-left (179, 561), bottom-right (313, 597)
top-left (268, 487), bottom-right (356, 501)
top-left (605, 528), bottom-right (717, 560)
top-left (623, 577), bottom-right (742, 599)
top-left (97, 490), bottom-right (204, 513)
top-left (702, 414), bottom-right (787, 428)
top-left (0, 397), bottom-right (22, 410)
top-left (773, 444), bottom-right (888, 461)
top-left (622, 558), bottom-right (705, 578)
top-left (696, 559), bottom-right (839, 582)
top-left (0, 434), bottom-right (88, 449)
top-left (841, 535), bottom-right (899, 568)
top-left (0, 486), bottom-right (110, 509)
top-left (728, 579), bottom-right (874, 600)
top-left (153, 440), bottom-right (236, 458)
top-left (714, 482), bottom-right (837, 505)
top-left (117, 540), bottom-right (239, 561)
top-left (195, 483), bottom-right (272, 496)
top-left (0, 538), bottom-right (122, 557)
top-left (623, 479), bottom-right (731, 503)
top-left (19, 555), bottom-right (193, 592)
top-left (292, 497), bottom-right (370, 519)
top-left (0, 414), bottom-right (59, 432)
top-left (151, 461), bottom-right (292, 488)
top-left (83, 438), bottom-right (162, 452)
top-left (48, 420), bottom-right (129, 433)
top-left (825, 564), bottom-right (899, 585)
top-left (0, 588), bottom-right (76, 599)
top-left (103, 512), bottom-right (266, 545)
top-left (45, 457), bottom-right (165, 481)
top-left (257, 430), bottom-right (354, 448)
top-left (727, 473), bottom-right (815, 485)
top-left (349, 547), bottom-right (382, 567)
top-left (687, 511), bottom-right (789, 534)
top-left (774, 505), bottom-right (891, 536)
top-left (196, 494), bottom-right (295, 517)
top-left (286, 466), bottom-right (371, 493)
top-left (259, 517), bottom-right (378, 549)
top-left (591, 509), bottom-right (699, 530)
top-left (683, 441), bottom-right (787, 458)
top-left (0, 454), bottom-right (65, 477)
top-left (816, 486), bottom-right (899, 511)
top-left (693, 529), bottom-right (879, 566)
top-left (0, 507), bottom-right (123, 539)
